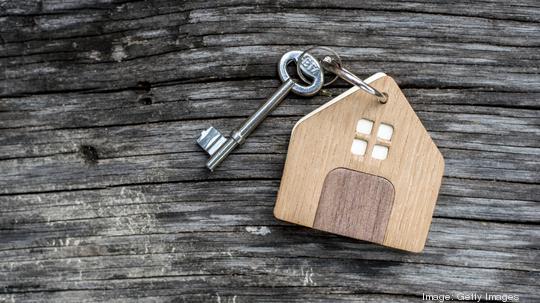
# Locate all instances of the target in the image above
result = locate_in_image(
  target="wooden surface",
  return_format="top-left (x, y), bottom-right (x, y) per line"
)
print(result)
top-left (274, 75), bottom-right (445, 252)
top-left (0, 0), bottom-right (539, 302)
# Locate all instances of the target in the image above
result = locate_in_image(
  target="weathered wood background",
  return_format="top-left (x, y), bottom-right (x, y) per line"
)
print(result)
top-left (1, 0), bottom-right (539, 302)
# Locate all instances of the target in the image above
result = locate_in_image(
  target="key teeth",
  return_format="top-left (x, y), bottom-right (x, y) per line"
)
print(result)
top-left (197, 126), bottom-right (227, 156)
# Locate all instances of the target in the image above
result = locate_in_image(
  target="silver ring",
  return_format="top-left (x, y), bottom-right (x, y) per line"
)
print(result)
top-left (322, 56), bottom-right (388, 104)
top-left (278, 50), bottom-right (324, 96)
top-left (297, 46), bottom-right (342, 86)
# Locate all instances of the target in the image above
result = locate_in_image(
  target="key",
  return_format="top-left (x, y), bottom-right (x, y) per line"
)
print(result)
top-left (197, 50), bottom-right (324, 171)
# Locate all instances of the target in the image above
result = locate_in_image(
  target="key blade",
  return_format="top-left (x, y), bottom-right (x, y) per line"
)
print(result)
top-left (197, 126), bottom-right (227, 156)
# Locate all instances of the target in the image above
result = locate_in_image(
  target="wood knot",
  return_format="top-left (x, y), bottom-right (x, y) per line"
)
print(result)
top-left (138, 95), bottom-right (153, 105)
top-left (79, 145), bottom-right (99, 164)
top-left (135, 81), bottom-right (151, 93)
top-left (135, 81), bottom-right (153, 105)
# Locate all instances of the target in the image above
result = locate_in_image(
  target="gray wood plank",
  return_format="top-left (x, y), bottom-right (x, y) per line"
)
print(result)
top-left (2, 2), bottom-right (540, 96)
top-left (0, 0), bottom-right (538, 302)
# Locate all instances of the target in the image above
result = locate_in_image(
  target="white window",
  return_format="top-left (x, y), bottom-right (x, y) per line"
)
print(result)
top-left (351, 119), bottom-right (393, 160)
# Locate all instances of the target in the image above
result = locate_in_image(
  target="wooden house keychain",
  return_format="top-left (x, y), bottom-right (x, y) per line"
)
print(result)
top-left (197, 47), bottom-right (444, 253)
top-left (274, 47), bottom-right (445, 253)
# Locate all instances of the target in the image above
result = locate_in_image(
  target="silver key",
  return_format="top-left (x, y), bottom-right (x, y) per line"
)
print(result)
top-left (197, 50), bottom-right (324, 171)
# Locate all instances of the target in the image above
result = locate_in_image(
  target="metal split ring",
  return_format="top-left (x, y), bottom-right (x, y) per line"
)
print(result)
top-left (297, 46), bottom-right (388, 104)
top-left (322, 56), bottom-right (388, 103)
top-left (297, 46), bottom-right (342, 87)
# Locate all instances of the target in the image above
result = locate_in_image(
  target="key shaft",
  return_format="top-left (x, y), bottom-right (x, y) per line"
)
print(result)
top-left (206, 79), bottom-right (294, 171)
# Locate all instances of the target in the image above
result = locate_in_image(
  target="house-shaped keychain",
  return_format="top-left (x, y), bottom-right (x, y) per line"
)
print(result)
top-left (274, 73), bottom-right (445, 252)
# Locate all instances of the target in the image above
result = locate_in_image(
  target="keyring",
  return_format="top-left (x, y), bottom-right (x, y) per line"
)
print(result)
top-left (297, 46), bottom-right (388, 104)
top-left (322, 56), bottom-right (388, 104)
top-left (297, 46), bottom-right (342, 87)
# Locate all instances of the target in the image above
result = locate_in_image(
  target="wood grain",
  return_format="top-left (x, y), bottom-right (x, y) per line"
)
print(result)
top-left (0, 0), bottom-right (538, 301)
top-left (314, 168), bottom-right (395, 244)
